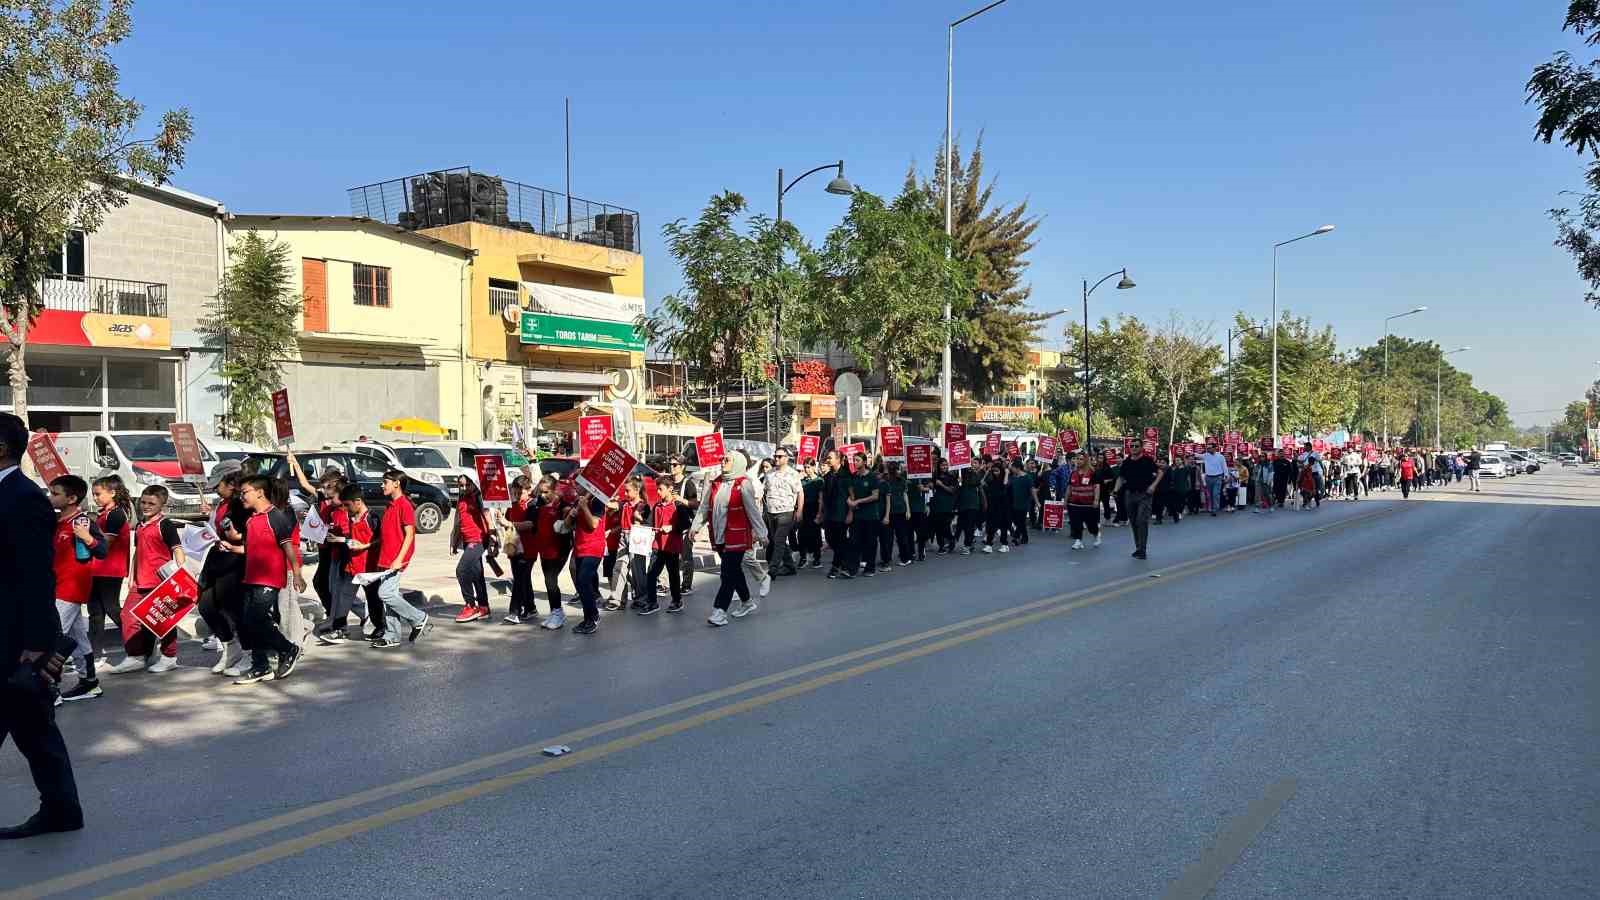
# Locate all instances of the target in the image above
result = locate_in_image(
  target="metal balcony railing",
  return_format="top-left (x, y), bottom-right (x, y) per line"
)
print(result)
top-left (40, 275), bottom-right (169, 317)
top-left (348, 167), bottom-right (641, 254)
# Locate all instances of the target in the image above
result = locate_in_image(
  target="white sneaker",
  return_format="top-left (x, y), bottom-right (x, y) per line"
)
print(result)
top-left (759, 572), bottom-right (772, 598)
top-left (146, 655), bottom-right (179, 674)
top-left (998, 544), bottom-right (1010, 554)
top-left (982, 545), bottom-right (994, 554)
top-left (707, 608), bottom-right (730, 627)
top-left (1072, 539), bottom-right (1084, 550)
top-left (541, 609), bottom-right (567, 630)
top-left (105, 656), bottom-right (147, 675)
top-left (1093, 534), bottom-right (1103, 548)
top-left (743, 597), bottom-right (760, 617)
top-left (729, 599), bottom-right (750, 618)
top-left (201, 635), bottom-right (221, 652)
top-left (210, 649), bottom-right (228, 675)
top-left (223, 654), bottom-right (252, 678)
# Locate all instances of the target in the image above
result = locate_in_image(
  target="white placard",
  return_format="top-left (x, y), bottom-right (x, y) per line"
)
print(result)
top-left (628, 523), bottom-right (655, 557)
top-left (300, 504), bottom-right (330, 544)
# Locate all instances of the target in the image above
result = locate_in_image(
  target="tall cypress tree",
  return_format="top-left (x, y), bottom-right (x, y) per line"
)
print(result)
top-left (904, 135), bottom-right (1045, 403)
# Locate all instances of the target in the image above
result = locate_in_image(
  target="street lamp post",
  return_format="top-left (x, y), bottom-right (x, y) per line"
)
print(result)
top-left (1081, 269), bottom-right (1135, 455)
top-left (1436, 346), bottom-right (1469, 449)
top-left (1271, 225), bottom-right (1335, 445)
top-left (771, 161), bottom-right (854, 444)
top-left (1226, 322), bottom-right (1263, 433)
top-left (1381, 305), bottom-right (1428, 447)
top-left (943, 0), bottom-right (1010, 428)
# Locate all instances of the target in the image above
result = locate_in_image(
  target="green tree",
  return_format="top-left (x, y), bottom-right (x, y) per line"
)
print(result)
top-left (1229, 311), bottom-right (1353, 441)
top-left (1142, 313), bottom-right (1222, 449)
top-left (1350, 337), bottom-right (1511, 447)
top-left (794, 188), bottom-right (971, 427)
top-left (199, 232), bottom-right (300, 443)
top-left (1, 0), bottom-right (192, 422)
top-left (1526, 1), bottom-right (1600, 307)
top-left (1063, 314), bottom-right (1159, 439)
top-left (641, 192), bottom-right (806, 428)
top-left (903, 135), bottom-right (1045, 400)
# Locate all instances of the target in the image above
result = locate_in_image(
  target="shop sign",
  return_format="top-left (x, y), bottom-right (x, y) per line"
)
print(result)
top-left (520, 311), bottom-right (644, 352)
top-left (975, 405), bottom-right (1041, 423)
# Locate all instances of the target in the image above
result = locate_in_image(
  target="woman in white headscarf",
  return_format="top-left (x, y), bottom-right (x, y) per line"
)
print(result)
top-left (688, 451), bottom-right (768, 627)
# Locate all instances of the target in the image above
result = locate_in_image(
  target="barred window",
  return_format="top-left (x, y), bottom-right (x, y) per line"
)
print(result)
top-left (489, 278), bottom-right (520, 316)
top-left (354, 264), bottom-right (391, 307)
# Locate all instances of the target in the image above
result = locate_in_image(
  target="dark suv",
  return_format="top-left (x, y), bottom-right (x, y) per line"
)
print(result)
top-left (244, 451), bottom-right (452, 534)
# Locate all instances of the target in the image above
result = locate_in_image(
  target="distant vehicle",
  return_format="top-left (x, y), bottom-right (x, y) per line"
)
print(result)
top-left (205, 438), bottom-right (272, 463)
top-left (250, 451), bottom-right (451, 534)
top-left (1477, 454), bottom-right (1507, 477)
top-left (342, 440), bottom-right (467, 500)
top-left (1560, 453), bottom-right (1579, 466)
top-left (50, 430), bottom-right (217, 520)
top-left (422, 440), bottom-right (531, 485)
top-left (1483, 441), bottom-right (1509, 453)
top-left (1506, 450), bottom-right (1536, 474)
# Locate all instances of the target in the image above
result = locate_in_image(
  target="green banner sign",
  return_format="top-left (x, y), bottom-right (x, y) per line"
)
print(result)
top-left (519, 311), bottom-right (644, 352)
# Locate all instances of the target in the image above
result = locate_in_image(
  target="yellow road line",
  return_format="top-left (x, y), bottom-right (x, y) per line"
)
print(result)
top-left (1, 505), bottom-right (1395, 900)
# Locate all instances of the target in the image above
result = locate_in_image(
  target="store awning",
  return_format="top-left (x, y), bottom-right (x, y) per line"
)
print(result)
top-left (539, 403), bottom-right (715, 439)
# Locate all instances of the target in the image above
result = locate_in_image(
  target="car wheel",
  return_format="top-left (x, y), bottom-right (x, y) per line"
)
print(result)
top-left (414, 502), bottom-right (444, 534)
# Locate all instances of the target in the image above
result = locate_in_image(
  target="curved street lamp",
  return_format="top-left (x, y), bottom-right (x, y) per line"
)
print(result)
top-left (1381, 305), bottom-right (1427, 446)
top-left (1081, 268), bottom-right (1135, 454)
top-left (1271, 224), bottom-right (1335, 443)
top-left (771, 160), bottom-right (854, 443)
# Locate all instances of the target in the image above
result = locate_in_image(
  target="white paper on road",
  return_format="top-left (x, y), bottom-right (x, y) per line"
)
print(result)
top-left (628, 524), bottom-right (654, 557)
top-left (301, 504), bottom-right (330, 544)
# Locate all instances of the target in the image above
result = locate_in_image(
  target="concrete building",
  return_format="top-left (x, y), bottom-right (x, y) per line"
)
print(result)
top-left (3, 181), bottom-right (227, 432)
top-left (226, 215), bottom-right (474, 448)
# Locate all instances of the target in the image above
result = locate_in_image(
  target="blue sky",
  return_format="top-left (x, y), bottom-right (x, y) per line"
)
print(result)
top-left (114, 0), bottom-right (1599, 426)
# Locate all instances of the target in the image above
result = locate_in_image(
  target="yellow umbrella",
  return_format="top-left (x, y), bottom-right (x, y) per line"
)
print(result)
top-left (379, 417), bottom-right (449, 437)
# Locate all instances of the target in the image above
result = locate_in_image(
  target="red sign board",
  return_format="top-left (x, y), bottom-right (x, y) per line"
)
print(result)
top-left (1142, 439), bottom-right (1158, 455)
top-left (1104, 447), bottom-right (1121, 466)
top-left (578, 415), bottom-right (614, 466)
top-left (942, 422), bottom-right (966, 448)
top-left (797, 434), bottom-right (820, 464)
top-left (695, 431), bottom-right (726, 470)
top-left (1365, 447), bottom-right (1380, 463)
top-left (878, 425), bottom-right (905, 461)
top-left (126, 567), bottom-right (200, 640)
top-left (946, 437), bottom-right (971, 471)
top-left (271, 388), bottom-right (294, 445)
top-left (474, 454), bottom-right (511, 506)
top-left (837, 442), bottom-right (866, 473)
top-left (575, 437), bottom-right (638, 503)
top-left (1059, 430), bottom-right (1079, 453)
top-left (1041, 501), bottom-right (1065, 530)
top-left (983, 432), bottom-right (1002, 458)
top-left (1143, 426), bottom-right (1159, 442)
top-left (1312, 438), bottom-right (1327, 453)
top-left (1281, 434), bottom-right (1295, 451)
top-left (169, 423), bottom-right (205, 479)
top-left (905, 443), bottom-right (933, 479)
top-left (26, 432), bottom-right (68, 484)
top-left (1123, 436), bottom-right (1135, 457)
top-left (1226, 430), bottom-right (1242, 444)
top-left (1036, 435), bottom-right (1057, 459)
top-left (1003, 440), bottom-right (1020, 460)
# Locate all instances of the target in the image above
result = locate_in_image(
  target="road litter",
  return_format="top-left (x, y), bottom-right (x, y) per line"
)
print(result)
top-left (543, 746), bottom-right (572, 757)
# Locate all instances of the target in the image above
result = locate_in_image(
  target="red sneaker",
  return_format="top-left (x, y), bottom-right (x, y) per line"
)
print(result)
top-left (454, 608), bottom-right (478, 623)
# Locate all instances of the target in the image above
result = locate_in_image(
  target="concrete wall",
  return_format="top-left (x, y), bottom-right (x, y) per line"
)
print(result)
top-left (91, 189), bottom-right (222, 335)
top-left (279, 353), bottom-right (442, 449)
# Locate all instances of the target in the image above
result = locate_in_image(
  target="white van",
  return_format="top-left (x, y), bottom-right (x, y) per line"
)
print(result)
top-left (421, 440), bottom-right (532, 485)
top-left (51, 431), bottom-right (216, 519)
top-left (339, 440), bottom-right (468, 500)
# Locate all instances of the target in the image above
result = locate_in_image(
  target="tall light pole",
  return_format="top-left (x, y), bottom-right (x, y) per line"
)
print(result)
top-left (1436, 345), bottom-right (1469, 449)
top-left (772, 161), bottom-right (854, 444)
top-left (1271, 225), bottom-right (1335, 446)
top-left (1381, 305), bottom-right (1428, 446)
top-left (1081, 269), bottom-right (1135, 455)
top-left (1226, 322), bottom-right (1263, 433)
top-left (943, 0), bottom-right (1010, 427)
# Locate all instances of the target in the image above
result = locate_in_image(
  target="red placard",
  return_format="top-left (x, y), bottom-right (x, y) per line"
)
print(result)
top-left (1059, 429), bottom-right (1079, 453)
top-left (946, 438), bottom-right (971, 471)
top-left (942, 421), bottom-right (966, 448)
top-left (878, 425), bottom-right (905, 462)
top-left (1364, 447), bottom-right (1379, 462)
top-left (271, 388), bottom-right (294, 445)
top-left (905, 443), bottom-right (933, 479)
top-left (1003, 440), bottom-right (1020, 460)
top-left (1142, 439), bottom-right (1158, 455)
top-left (983, 432), bottom-right (1002, 458)
top-left (578, 415), bottom-right (614, 466)
top-left (169, 423), bottom-right (205, 480)
top-left (1143, 426), bottom-right (1159, 442)
top-left (26, 432), bottom-right (69, 484)
top-left (797, 434), bottom-right (820, 464)
top-left (695, 432), bottom-right (726, 469)
top-left (126, 567), bottom-right (200, 640)
top-left (575, 437), bottom-right (638, 503)
top-left (1104, 447), bottom-right (1122, 466)
top-left (1280, 434), bottom-right (1295, 451)
top-left (1041, 501), bottom-right (1065, 530)
top-left (837, 442), bottom-right (866, 473)
top-left (1312, 438), bottom-right (1327, 453)
top-left (1226, 430), bottom-right (1242, 444)
top-left (1123, 436), bottom-right (1135, 457)
top-left (1037, 435), bottom-right (1057, 459)
top-left (473, 454), bottom-right (511, 506)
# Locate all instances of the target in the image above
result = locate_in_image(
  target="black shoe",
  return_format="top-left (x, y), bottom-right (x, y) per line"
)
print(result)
top-left (60, 679), bottom-right (102, 702)
top-left (274, 646), bottom-right (301, 681)
top-left (1133, 550), bottom-right (1148, 560)
top-left (638, 602), bottom-right (660, 616)
top-left (629, 599), bottom-right (647, 611)
top-left (232, 667), bottom-right (274, 685)
top-left (409, 619), bottom-right (434, 643)
top-left (370, 638), bottom-right (400, 649)
top-left (837, 570), bottom-right (854, 579)
top-left (666, 599), bottom-right (685, 614)
top-left (573, 619), bottom-right (599, 635)
top-left (0, 810), bottom-right (84, 840)
top-left (826, 569), bottom-right (839, 579)
top-left (862, 568), bottom-right (875, 578)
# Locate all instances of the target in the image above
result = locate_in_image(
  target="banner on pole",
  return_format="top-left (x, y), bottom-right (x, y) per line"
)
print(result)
top-left (878, 425), bottom-right (905, 462)
top-left (905, 443), bottom-right (933, 479)
top-left (169, 423), bottom-right (205, 483)
top-left (26, 433), bottom-right (68, 484)
top-left (474, 453), bottom-right (511, 507)
top-left (578, 415), bottom-right (614, 466)
top-left (575, 437), bottom-right (638, 503)
top-left (272, 388), bottom-right (294, 445)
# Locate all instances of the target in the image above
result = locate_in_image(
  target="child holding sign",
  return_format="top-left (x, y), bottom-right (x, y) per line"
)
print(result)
top-left (49, 476), bottom-right (107, 702)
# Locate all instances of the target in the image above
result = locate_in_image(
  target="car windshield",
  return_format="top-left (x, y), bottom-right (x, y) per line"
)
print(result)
top-left (114, 434), bottom-right (176, 462)
top-left (394, 447), bottom-right (450, 468)
top-left (540, 458), bottom-right (579, 478)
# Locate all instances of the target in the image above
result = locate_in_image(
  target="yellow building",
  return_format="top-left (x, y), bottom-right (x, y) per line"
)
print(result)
top-left (227, 215), bottom-right (474, 446)
top-left (349, 168), bottom-right (645, 442)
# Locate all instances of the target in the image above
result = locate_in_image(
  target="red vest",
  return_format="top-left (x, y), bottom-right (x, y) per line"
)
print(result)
top-left (708, 477), bottom-right (752, 552)
top-left (53, 517), bottom-right (94, 603)
top-left (134, 515), bottom-right (174, 590)
top-left (91, 506), bottom-right (130, 578)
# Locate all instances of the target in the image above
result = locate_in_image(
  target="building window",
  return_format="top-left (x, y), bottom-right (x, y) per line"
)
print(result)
top-left (489, 278), bottom-right (520, 316)
top-left (354, 263), bottom-right (391, 307)
top-left (47, 230), bottom-right (86, 279)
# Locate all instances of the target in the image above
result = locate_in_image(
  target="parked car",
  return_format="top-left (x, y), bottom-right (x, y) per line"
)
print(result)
top-left (422, 440), bottom-right (532, 485)
top-left (1477, 454), bottom-right (1507, 478)
top-left (342, 440), bottom-right (467, 501)
top-left (51, 430), bottom-right (217, 520)
top-left (1507, 450), bottom-right (1539, 474)
top-left (1560, 453), bottom-right (1579, 466)
top-left (250, 451), bottom-right (451, 534)
top-left (205, 438), bottom-right (273, 463)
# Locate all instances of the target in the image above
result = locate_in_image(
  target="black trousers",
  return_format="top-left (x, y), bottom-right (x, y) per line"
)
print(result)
top-left (985, 507), bottom-right (1010, 546)
top-left (509, 556), bottom-right (536, 618)
top-left (888, 513), bottom-right (913, 563)
top-left (242, 584), bottom-right (296, 671)
top-left (196, 567), bottom-right (241, 644)
top-left (825, 520), bottom-right (850, 572)
top-left (646, 550), bottom-right (682, 603)
top-left (1400, 477), bottom-right (1412, 498)
top-left (764, 511), bottom-right (797, 572)
top-left (312, 554), bottom-right (333, 615)
top-left (1010, 509), bottom-right (1029, 544)
top-left (87, 576), bottom-right (123, 655)
top-left (851, 518), bottom-right (878, 572)
top-left (1068, 504), bottom-right (1100, 540)
top-left (1, 679), bottom-right (81, 823)
top-left (1099, 487), bottom-right (1116, 521)
top-left (1155, 492), bottom-right (1184, 522)
top-left (539, 556), bottom-right (565, 611)
top-left (929, 510), bottom-right (953, 550)
top-left (957, 509), bottom-right (979, 547)
top-left (798, 516), bottom-right (823, 560)
top-left (363, 581), bottom-right (385, 635)
top-left (714, 549), bottom-right (749, 610)
top-left (1126, 493), bottom-right (1153, 554)
top-left (910, 510), bottom-right (930, 556)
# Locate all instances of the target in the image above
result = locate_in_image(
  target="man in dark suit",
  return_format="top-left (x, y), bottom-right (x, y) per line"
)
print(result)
top-left (0, 413), bottom-right (83, 839)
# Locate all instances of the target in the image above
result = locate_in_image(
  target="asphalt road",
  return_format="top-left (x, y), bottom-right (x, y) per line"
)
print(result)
top-left (2, 468), bottom-right (1596, 898)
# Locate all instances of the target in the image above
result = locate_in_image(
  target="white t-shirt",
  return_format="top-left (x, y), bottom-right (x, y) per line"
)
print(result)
top-left (1201, 452), bottom-right (1228, 477)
